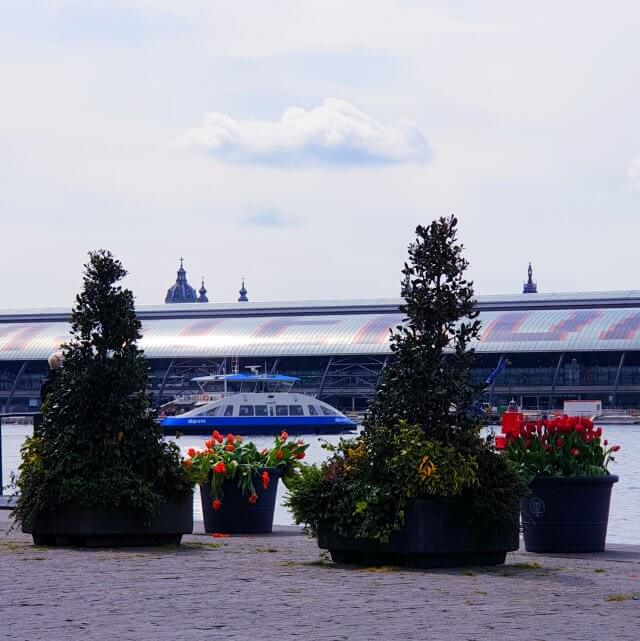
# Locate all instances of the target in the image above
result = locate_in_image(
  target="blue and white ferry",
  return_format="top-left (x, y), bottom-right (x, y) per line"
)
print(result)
top-left (159, 371), bottom-right (356, 436)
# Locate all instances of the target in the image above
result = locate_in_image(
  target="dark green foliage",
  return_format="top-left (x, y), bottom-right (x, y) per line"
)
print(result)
top-left (13, 250), bottom-right (191, 528)
top-left (287, 216), bottom-right (523, 544)
top-left (286, 424), bottom-right (480, 543)
top-left (365, 216), bottom-right (481, 445)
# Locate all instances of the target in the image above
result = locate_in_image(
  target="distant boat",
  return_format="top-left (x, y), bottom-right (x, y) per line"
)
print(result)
top-left (594, 410), bottom-right (640, 425)
top-left (159, 370), bottom-right (356, 436)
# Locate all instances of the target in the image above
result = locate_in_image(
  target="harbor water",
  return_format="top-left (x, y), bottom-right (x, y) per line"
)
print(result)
top-left (2, 423), bottom-right (638, 544)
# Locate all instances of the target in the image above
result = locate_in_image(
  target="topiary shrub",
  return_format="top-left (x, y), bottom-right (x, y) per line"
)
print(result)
top-left (286, 216), bottom-right (525, 545)
top-left (13, 250), bottom-right (192, 529)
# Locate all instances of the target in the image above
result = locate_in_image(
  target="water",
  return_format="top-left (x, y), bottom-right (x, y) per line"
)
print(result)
top-left (2, 424), bottom-right (638, 543)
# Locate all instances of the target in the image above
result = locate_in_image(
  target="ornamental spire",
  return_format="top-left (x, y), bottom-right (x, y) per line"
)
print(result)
top-left (523, 262), bottom-right (538, 294)
top-left (197, 277), bottom-right (209, 303)
top-left (238, 278), bottom-right (249, 302)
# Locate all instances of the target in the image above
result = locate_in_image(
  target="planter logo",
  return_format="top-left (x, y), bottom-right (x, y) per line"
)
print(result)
top-left (529, 496), bottom-right (546, 518)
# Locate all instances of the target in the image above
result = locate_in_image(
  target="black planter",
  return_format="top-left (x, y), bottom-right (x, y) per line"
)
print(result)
top-left (200, 469), bottom-right (280, 534)
top-left (318, 498), bottom-right (520, 568)
top-left (22, 495), bottom-right (194, 547)
top-left (521, 475), bottom-right (618, 553)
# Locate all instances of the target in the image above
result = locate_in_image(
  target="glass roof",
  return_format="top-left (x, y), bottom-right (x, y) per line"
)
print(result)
top-left (4, 307), bottom-right (640, 360)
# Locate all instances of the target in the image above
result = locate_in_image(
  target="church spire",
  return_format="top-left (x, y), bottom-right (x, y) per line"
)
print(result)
top-left (523, 262), bottom-right (538, 294)
top-left (197, 277), bottom-right (209, 303)
top-left (238, 278), bottom-right (249, 302)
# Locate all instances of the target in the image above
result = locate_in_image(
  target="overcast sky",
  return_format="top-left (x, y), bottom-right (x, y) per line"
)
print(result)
top-left (1, 1), bottom-right (639, 308)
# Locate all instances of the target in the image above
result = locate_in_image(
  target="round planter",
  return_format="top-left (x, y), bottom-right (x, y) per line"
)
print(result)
top-left (318, 498), bottom-right (520, 568)
top-left (200, 468), bottom-right (280, 534)
top-left (21, 494), bottom-right (194, 547)
top-left (521, 475), bottom-right (618, 553)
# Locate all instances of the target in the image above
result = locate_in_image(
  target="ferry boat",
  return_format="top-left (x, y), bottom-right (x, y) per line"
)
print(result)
top-left (159, 370), bottom-right (357, 436)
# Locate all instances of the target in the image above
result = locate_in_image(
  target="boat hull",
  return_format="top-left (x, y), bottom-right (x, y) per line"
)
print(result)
top-left (160, 415), bottom-right (356, 436)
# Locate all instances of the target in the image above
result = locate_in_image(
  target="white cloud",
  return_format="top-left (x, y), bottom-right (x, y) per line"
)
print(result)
top-left (178, 98), bottom-right (429, 166)
top-left (241, 203), bottom-right (303, 227)
top-left (629, 155), bottom-right (640, 186)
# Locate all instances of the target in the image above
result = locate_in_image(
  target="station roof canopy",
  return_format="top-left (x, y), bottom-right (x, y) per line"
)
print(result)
top-left (3, 292), bottom-right (640, 360)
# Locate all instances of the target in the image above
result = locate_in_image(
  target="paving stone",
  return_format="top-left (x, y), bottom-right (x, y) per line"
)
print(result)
top-left (1, 512), bottom-right (639, 641)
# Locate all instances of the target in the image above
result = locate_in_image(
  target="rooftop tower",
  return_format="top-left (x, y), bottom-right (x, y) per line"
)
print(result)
top-left (238, 278), bottom-right (249, 302)
top-left (523, 262), bottom-right (538, 294)
top-left (165, 258), bottom-right (198, 304)
top-left (198, 277), bottom-right (209, 303)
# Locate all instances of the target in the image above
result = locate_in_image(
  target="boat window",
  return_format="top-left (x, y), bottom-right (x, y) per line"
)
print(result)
top-left (255, 405), bottom-right (268, 416)
top-left (269, 406), bottom-right (274, 416)
top-left (223, 405), bottom-right (234, 417)
top-left (289, 405), bottom-right (304, 416)
top-left (205, 406), bottom-right (220, 417)
top-left (308, 405), bottom-right (318, 416)
top-left (275, 405), bottom-right (289, 416)
top-left (321, 406), bottom-right (337, 416)
top-left (239, 405), bottom-right (255, 417)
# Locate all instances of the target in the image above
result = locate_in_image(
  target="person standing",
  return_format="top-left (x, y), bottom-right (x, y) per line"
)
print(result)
top-left (36, 352), bottom-right (62, 432)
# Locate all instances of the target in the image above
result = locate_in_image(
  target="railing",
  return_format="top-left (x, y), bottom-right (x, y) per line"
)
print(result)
top-left (0, 412), bottom-right (40, 509)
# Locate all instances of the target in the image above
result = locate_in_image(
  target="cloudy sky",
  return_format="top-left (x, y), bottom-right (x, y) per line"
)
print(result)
top-left (1, 1), bottom-right (640, 307)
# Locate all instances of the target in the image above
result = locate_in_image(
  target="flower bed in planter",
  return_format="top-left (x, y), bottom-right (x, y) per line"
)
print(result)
top-left (286, 423), bottom-right (524, 568)
top-left (521, 475), bottom-right (618, 552)
top-left (319, 498), bottom-right (519, 568)
top-left (22, 495), bottom-right (193, 547)
top-left (506, 416), bottom-right (620, 553)
top-left (186, 430), bottom-right (307, 534)
top-left (200, 468), bottom-right (280, 534)
top-left (285, 218), bottom-right (526, 568)
top-left (12, 251), bottom-right (196, 548)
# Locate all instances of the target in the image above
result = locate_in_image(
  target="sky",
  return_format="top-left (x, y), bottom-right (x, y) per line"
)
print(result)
top-left (1, 1), bottom-right (640, 308)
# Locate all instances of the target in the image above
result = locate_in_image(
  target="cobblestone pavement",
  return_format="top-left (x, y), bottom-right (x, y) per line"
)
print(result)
top-left (1, 512), bottom-right (639, 641)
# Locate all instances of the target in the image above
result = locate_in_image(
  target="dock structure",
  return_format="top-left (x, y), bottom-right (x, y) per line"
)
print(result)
top-left (1, 511), bottom-right (639, 641)
top-left (5, 290), bottom-right (640, 415)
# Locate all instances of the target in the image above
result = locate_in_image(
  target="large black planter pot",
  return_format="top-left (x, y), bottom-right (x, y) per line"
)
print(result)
top-left (200, 469), bottom-right (280, 534)
top-left (22, 495), bottom-right (194, 547)
top-left (521, 475), bottom-right (618, 553)
top-left (318, 498), bottom-right (519, 568)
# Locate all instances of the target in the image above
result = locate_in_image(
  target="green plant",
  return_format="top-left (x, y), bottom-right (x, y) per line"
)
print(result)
top-left (13, 250), bottom-right (192, 528)
top-left (366, 216), bottom-right (481, 446)
top-left (505, 416), bottom-right (620, 483)
top-left (186, 430), bottom-right (308, 509)
top-left (288, 423), bottom-right (480, 542)
top-left (286, 216), bottom-right (523, 545)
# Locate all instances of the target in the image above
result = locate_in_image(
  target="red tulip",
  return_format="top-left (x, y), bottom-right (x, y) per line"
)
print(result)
top-left (611, 445), bottom-right (621, 452)
top-left (213, 461), bottom-right (226, 474)
top-left (248, 494), bottom-right (258, 504)
top-left (570, 448), bottom-right (580, 457)
top-left (211, 499), bottom-right (222, 511)
top-left (261, 471), bottom-right (270, 489)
